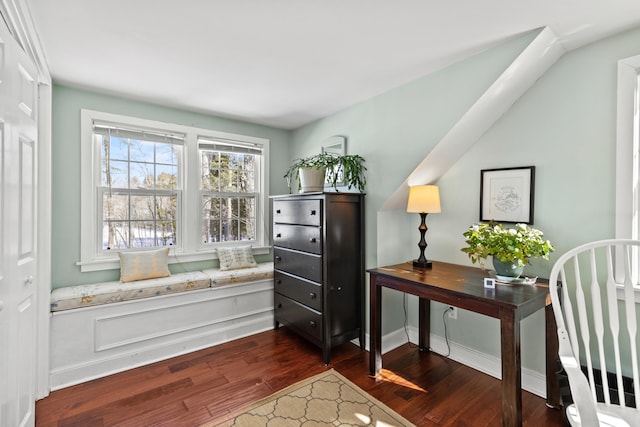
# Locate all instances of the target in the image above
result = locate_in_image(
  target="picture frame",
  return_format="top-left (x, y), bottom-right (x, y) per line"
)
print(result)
top-left (480, 166), bottom-right (535, 224)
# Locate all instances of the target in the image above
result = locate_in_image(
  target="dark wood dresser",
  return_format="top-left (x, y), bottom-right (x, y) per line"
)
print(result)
top-left (272, 192), bottom-right (365, 364)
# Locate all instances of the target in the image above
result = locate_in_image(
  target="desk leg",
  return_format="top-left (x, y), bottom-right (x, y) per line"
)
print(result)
top-left (418, 298), bottom-right (430, 351)
top-left (500, 308), bottom-right (522, 427)
top-left (369, 277), bottom-right (382, 376)
top-left (545, 302), bottom-right (561, 408)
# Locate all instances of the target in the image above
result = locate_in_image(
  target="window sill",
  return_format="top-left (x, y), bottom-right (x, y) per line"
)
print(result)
top-left (615, 284), bottom-right (640, 302)
top-left (76, 245), bottom-right (271, 272)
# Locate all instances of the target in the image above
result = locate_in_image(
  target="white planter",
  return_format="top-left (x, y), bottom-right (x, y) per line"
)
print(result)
top-left (299, 167), bottom-right (325, 193)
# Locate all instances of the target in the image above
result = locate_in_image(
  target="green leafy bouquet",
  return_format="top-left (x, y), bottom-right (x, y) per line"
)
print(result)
top-left (461, 222), bottom-right (554, 267)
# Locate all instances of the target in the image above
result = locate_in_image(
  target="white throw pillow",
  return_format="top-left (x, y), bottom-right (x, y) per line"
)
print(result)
top-left (119, 247), bottom-right (171, 282)
top-left (216, 246), bottom-right (258, 271)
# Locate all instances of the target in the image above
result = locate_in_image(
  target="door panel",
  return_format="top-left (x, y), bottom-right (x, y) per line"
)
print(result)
top-left (16, 133), bottom-right (35, 427)
top-left (0, 40), bottom-right (5, 71)
top-left (17, 293), bottom-right (34, 426)
top-left (0, 122), bottom-right (8, 426)
top-left (20, 137), bottom-right (34, 258)
top-left (18, 64), bottom-right (35, 120)
top-left (0, 125), bottom-right (4, 273)
top-left (0, 17), bottom-right (38, 427)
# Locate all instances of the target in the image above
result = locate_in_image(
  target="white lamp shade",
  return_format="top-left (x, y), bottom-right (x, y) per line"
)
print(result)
top-left (407, 185), bottom-right (441, 213)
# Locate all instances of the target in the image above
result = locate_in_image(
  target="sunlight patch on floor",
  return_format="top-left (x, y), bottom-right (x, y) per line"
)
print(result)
top-left (374, 369), bottom-right (426, 392)
top-left (355, 413), bottom-right (370, 423)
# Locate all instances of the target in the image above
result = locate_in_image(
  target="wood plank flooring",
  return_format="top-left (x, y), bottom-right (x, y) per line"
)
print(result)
top-left (36, 328), bottom-right (567, 426)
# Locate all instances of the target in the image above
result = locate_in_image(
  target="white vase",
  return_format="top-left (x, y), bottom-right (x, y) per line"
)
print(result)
top-left (298, 167), bottom-right (325, 193)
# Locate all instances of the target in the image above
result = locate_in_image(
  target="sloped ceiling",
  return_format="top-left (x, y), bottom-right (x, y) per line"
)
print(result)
top-left (25, 0), bottom-right (640, 129)
top-left (383, 27), bottom-right (565, 210)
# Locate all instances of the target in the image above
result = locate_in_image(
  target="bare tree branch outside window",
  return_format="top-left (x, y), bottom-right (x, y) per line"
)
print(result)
top-left (99, 132), bottom-right (180, 250)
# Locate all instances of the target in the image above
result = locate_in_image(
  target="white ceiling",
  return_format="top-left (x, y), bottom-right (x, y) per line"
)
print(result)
top-left (26, 0), bottom-right (640, 130)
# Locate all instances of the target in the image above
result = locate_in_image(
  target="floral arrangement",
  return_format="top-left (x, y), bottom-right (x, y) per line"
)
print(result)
top-left (461, 222), bottom-right (554, 267)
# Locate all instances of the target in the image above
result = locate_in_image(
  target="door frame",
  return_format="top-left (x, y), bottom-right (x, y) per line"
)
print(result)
top-left (0, 0), bottom-right (52, 399)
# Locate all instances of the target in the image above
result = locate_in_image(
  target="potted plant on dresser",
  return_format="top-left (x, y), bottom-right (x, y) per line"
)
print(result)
top-left (284, 153), bottom-right (366, 193)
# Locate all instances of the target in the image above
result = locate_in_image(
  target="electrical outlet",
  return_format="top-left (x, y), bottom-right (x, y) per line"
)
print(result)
top-left (448, 306), bottom-right (458, 319)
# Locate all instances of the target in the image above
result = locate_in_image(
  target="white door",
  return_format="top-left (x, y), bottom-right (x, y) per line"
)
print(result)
top-left (0, 16), bottom-right (38, 427)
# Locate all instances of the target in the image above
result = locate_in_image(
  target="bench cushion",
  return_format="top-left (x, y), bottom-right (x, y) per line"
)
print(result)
top-left (203, 262), bottom-right (274, 287)
top-left (50, 271), bottom-right (211, 312)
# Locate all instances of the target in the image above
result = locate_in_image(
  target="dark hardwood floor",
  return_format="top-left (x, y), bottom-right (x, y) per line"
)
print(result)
top-left (36, 328), bottom-right (567, 426)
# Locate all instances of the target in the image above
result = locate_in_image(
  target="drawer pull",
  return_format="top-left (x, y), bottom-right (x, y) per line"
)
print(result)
top-left (277, 303), bottom-right (282, 309)
top-left (309, 237), bottom-right (317, 243)
top-left (276, 279), bottom-right (282, 284)
top-left (309, 320), bottom-right (317, 328)
top-left (310, 210), bottom-right (317, 216)
top-left (276, 209), bottom-right (281, 214)
top-left (309, 292), bottom-right (316, 299)
top-left (276, 233), bottom-right (282, 238)
top-left (337, 286), bottom-right (342, 291)
top-left (275, 256), bottom-right (282, 261)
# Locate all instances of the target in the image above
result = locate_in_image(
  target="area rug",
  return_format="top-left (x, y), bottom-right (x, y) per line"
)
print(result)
top-left (204, 369), bottom-right (415, 426)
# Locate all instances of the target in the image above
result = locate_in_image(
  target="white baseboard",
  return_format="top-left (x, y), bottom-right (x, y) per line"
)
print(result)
top-left (355, 325), bottom-right (547, 399)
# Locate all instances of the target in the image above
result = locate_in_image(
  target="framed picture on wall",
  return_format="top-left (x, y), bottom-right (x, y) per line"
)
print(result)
top-left (480, 166), bottom-right (535, 224)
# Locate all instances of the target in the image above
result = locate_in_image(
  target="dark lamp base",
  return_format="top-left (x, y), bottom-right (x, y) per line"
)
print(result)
top-left (412, 259), bottom-right (432, 269)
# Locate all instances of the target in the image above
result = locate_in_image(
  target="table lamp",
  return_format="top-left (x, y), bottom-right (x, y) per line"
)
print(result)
top-left (407, 185), bottom-right (441, 268)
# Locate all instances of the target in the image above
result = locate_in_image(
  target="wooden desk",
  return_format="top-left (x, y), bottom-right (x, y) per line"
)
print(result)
top-left (368, 261), bottom-right (560, 427)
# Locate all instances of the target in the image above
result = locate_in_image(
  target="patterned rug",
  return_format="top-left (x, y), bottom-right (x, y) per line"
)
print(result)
top-left (204, 369), bottom-right (415, 426)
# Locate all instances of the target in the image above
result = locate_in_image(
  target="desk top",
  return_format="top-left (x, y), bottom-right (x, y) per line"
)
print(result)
top-left (368, 261), bottom-right (550, 317)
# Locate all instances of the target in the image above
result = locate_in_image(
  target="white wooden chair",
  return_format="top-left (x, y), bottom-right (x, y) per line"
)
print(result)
top-left (549, 239), bottom-right (640, 427)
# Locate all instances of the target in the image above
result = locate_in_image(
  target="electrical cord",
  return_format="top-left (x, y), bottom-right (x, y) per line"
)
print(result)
top-left (403, 295), bottom-right (453, 357)
top-left (403, 294), bottom-right (417, 348)
top-left (438, 307), bottom-right (452, 357)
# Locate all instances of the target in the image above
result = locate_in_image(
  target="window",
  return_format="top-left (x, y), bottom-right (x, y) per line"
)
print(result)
top-left (79, 110), bottom-right (269, 272)
top-left (614, 54), bottom-right (640, 300)
top-left (95, 122), bottom-right (183, 250)
top-left (199, 137), bottom-right (262, 244)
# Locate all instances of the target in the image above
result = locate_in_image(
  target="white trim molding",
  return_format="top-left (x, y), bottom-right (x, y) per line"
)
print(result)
top-left (0, 0), bottom-right (51, 84)
top-left (615, 54), bottom-right (640, 302)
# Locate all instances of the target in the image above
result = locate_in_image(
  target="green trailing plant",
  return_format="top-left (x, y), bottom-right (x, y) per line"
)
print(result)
top-left (284, 153), bottom-right (366, 193)
top-left (461, 221), bottom-right (554, 267)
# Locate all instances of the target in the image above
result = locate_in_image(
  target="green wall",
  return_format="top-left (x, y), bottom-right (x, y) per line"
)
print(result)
top-left (290, 26), bottom-right (640, 376)
top-left (428, 25), bottom-right (640, 374)
top-left (51, 85), bottom-right (291, 289)
top-left (51, 24), bottom-right (640, 377)
top-left (291, 30), bottom-right (538, 334)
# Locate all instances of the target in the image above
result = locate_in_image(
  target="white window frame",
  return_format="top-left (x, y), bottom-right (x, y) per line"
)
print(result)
top-left (95, 122), bottom-right (184, 252)
top-left (198, 137), bottom-right (263, 246)
top-left (614, 54), bottom-right (640, 301)
top-left (79, 109), bottom-right (270, 272)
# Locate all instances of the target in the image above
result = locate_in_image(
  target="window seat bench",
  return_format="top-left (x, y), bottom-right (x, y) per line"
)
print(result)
top-left (50, 271), bottom-right (212, 312)
top-left (49, 262), bottom-right (274, 390)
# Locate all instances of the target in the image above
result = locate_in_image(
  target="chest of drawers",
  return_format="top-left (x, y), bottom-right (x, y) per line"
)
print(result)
top-left (272, 192), bottom-right (364, 364)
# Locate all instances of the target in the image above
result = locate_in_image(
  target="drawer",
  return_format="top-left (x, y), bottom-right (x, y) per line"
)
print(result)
top-left (273, 199), bottom-right (322, 226)
top-left (274, 293), bottom-right (322, 342)
top-left (274, 224), bottom-right (322, 254)
top-left (274, 247), bottom-right (322, 283)
top-left (274, 271), bottom-right (322, 311)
